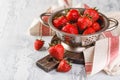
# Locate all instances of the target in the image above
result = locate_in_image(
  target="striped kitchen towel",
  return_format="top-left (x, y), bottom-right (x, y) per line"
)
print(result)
top-left (84, 36), bottom-right (120, 76)
top-left (83, 27), bottom-right (120, 76)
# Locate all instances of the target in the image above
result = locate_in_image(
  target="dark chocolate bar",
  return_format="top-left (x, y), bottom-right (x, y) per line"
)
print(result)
top-left (65, 51), bottom-right (85, 64)
top-left (36, 55), bottom-right (59, 72)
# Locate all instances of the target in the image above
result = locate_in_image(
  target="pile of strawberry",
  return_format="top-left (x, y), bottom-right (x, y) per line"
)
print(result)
top-left (48, 44), bottom-right (71, 72)
top-left (53, 8), bottom-right (102, 35)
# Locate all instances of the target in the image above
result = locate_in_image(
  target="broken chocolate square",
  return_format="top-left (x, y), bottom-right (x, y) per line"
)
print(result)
top-left (36, 55), bottom-right (59, 72)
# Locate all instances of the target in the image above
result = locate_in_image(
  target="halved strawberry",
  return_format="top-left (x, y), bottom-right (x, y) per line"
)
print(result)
top-left (57, 59), bottom-right (71, 72)
top-left (48, 44), bottom-right (64, 61)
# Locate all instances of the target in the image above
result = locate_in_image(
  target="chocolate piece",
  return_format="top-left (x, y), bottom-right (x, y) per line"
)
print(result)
top-left (65, 51), bottom-right (85, 64)
top-left (36, 55), bottom-right (59, 72)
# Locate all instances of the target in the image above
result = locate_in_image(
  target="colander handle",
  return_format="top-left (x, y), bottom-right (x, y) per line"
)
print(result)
top-left (39, 13), bottom-right (51, 27)
top-left (106, 18), bottom-right (119, 31)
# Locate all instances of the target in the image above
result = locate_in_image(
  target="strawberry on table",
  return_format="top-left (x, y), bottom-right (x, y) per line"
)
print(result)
top-left (48, 44), bottom-right (64, 61)
top-left (77, 16), bottom-right (93, 31)
top-left (34, 39), bottom-right (44, 51)
top-left (57, 59), bottom-right (71, 72)
top-left (84, 8), bottom-right (99, 22)
top-left (66, 9), bottom-right (80, 22)
top-left (53, 16), bottom-right (67, 29)
top-left (62, 23), bottom-right (79, 34)
top-left (91, 22), bottom-right (101, 31)
top-left (83, 27), bottom-right (95, 35)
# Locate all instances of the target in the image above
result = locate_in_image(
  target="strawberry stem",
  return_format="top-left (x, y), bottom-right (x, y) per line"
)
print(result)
top-left (64, 8), bottom-right (70, 16)
top-left (78, 9), bottom-right (82, 15)
top-left (85, 14), bottom-right (92, 19)
top-left (93, 7), bottom-right (99, 11)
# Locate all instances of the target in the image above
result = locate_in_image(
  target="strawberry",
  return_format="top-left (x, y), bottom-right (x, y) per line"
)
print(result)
top-left (91, 22), bottom-right (101, 31)
top-left (77, 16), bottom-right (92, 31)
top-left (62, 23), bottom-right (78, 34)
top-left (53, 16), bottom-right (67, 29)
top-left (34, 39), bottom-right (44, 50)
top-left (84, 8), bottom-right (99, 22)
top-left (83, 27), bottom-right (95, 35)
top-left (48, 44), bottom-right (64, 61)
top-left (66, 9), bottom-right (79, 22)
top-left (57, 59), bottom-right (71, 72)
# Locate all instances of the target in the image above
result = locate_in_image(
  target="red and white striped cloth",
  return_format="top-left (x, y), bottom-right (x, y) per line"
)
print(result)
top-left (84, 31), bottom-right (120, 76)
top-left (83, 13), bottom-right (120, 76)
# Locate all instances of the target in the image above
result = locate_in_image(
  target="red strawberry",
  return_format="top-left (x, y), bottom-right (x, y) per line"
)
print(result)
top-left (34, 39), bottom-right (44, 50)
top-left (92, 22), bottom-right (101, 31)
top-left (84, 8), bottom-right (99, 22)
top-left (66, 9), bottom-right (79, 22)
top-left (83, 27), bottom-right (95, 35)
top-left (57, 59), bottom-right (71, 72)
top-left (77, 16), bottom-right (92, 31)
top-left (53, 16), bottom-right (67, 29)
top-left (48, 44), bottom-right (64, 61)
top-left (62, 23), bottom-right (78, 34)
